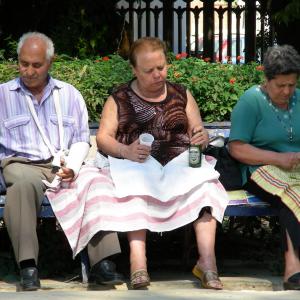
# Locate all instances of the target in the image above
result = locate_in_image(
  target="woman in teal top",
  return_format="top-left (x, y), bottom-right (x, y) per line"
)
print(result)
top-left (229, 45), bottom-right (300, 290)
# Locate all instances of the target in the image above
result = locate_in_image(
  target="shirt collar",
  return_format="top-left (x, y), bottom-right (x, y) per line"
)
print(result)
top-left (9, 76), bottom-right (63, 94)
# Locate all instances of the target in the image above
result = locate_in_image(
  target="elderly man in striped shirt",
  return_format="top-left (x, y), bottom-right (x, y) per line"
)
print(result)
top-left (0, 32), bottom-right (123, 291)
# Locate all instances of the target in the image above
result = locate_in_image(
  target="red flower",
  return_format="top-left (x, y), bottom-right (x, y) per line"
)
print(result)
top-left (204, 57), bottom-right (211, 62)
top-left (102, 56), bottom-right (110, 61)
top-left (181, 52), bottom-right (188, 58)
top-left (229, 78), bottom-right (236, 84)
top-left (237, 55), bottom-right (243, 61)
top-left (95, 59), bottom-right (100, 63)
top-left (256, 65), bottom-right (264, 71)
top-left (175, 53), bottom-right (182, 60)
top-left (175, 52), bottom-right (188, 60)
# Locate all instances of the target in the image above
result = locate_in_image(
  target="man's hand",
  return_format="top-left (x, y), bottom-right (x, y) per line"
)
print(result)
top-left (56, 167), bottom-right (75, 182)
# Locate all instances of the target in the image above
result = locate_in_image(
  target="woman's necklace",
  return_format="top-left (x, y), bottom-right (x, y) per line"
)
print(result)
top-left (260, 86), bottom-right (296, 142)
top-left (135, 81), bottom-right (167, 102)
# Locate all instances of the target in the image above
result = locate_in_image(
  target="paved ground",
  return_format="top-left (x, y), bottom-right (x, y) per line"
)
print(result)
top-left (0, 290), bottom-right (299, 300)
top-left (0, 278), bottom-right (299, 300)
top-left (0, 269), bottom-right (299, 299)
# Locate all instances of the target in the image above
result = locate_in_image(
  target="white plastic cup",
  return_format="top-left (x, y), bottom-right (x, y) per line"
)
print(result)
top-left (139, 133), bottom-right (154, 147)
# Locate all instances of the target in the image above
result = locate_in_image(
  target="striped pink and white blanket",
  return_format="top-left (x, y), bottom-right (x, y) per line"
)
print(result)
top-left (46, 160), bottom-right (229, 258)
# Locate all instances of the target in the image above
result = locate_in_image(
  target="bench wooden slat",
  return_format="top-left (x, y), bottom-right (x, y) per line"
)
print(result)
top-left (225, 205), bottom-right (278, 216)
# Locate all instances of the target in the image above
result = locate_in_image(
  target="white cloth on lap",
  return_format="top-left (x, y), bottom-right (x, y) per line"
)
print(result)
top-left (109, 150), bottom-right (220, 200)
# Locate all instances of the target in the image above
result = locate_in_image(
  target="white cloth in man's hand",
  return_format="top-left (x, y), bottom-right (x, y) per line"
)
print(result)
top-left (42, 142), bottom-right (90, 189)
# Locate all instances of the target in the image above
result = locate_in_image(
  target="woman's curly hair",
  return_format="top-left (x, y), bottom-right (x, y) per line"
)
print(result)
top-left (263, 44), bottom-right (300, 80)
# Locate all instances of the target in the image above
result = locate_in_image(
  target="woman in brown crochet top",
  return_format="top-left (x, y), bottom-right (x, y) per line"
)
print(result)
top-left (97, 37), bottom-right (228, 290)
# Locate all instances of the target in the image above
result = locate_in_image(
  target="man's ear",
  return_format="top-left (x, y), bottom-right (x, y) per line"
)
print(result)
top-left (49, 54), bottom-right (56, 65)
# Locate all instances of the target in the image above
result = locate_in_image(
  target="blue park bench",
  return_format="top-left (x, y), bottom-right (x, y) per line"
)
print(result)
top-left (205, 122), bottom-right (278, 217)
top-left (0, 122), bottom-right (278, 284)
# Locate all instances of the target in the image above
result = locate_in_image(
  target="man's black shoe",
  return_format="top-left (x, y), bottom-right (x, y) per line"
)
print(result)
top-left (20, 267), bottom-right (41, 291)
top-left (89, 260), bottom-right (124, 285)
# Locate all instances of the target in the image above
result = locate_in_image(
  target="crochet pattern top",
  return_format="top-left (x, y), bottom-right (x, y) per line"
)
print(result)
top-left (112, 80), bottom-right (190, 165)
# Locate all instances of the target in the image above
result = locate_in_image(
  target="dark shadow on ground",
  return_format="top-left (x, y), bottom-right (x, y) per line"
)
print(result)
top-left (0, 216), bottom-right (283, 284)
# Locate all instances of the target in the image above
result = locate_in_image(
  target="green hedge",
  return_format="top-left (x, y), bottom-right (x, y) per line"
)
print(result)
top-left (0, 54), bottom-right (288, 122)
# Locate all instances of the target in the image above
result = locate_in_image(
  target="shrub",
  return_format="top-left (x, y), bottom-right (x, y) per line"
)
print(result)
top-left (168, 55), bottom-right (265, 121)
top-left (51, 55), bottom-right (133, 121)
top-left (1, 54), bottom-right (291, 122)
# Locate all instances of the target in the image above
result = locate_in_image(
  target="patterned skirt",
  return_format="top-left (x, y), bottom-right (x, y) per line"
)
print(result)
top-left (251, 165), bottom-right (300, 222)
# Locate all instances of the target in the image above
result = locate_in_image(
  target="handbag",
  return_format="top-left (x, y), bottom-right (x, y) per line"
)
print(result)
top-left (0, 166), bottom-right (7, 195)
top-left (203, 137), bottom-right (243, 190)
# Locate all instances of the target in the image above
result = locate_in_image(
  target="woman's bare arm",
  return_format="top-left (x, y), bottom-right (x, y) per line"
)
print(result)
top-left (229, 140), bottom-right (300, 170)
top-left (96, 96), bottom-right (151, 161)
top-left (185, 89), bottom-right (209, 149)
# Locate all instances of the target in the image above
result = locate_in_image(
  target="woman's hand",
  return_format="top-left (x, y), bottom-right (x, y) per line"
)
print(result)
top-left (278, 152), bottom-right (300, 170)
top-left (190, 125), bottom-right (209, 150)
top-left (123, 139), bottom-right (152, 163)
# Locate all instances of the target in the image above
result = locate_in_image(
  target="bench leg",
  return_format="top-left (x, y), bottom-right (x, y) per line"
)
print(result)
top-left (182, 224), bottom-right (194, 269)
top-left (80, 248), bottom-right (90, 284)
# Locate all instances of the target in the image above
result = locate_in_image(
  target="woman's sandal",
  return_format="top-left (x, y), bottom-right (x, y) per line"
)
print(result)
top-left (130, 269), bottom-right (150, 289)
top-left (283, 272), bottom-right (300, 290)
top-left (192, 265), bottom-right (223, 290)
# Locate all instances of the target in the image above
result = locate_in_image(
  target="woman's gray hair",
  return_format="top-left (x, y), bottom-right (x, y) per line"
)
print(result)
top-left (17, 32), bottom-right (55, 61)
top-left (263, 44), bottom-right (300, 80)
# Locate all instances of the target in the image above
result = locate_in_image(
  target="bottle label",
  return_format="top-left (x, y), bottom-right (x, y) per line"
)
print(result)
top-left (189, 145), bottom-right (201, 167)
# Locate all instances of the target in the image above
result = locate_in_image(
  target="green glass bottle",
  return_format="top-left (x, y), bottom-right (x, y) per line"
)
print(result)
top-left (189, 144), bottom-right (202, 167)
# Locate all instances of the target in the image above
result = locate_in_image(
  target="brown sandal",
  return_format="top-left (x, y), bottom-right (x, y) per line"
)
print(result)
top-left (130, 269), bottom-right (150, 289)
top-left (192, 265), bottom-right (223, 290)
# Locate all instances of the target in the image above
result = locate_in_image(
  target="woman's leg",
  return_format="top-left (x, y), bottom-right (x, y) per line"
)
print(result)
top-left (245, 180), bottom-right (300, 281)
top-left (245, 179), bottom-right (300, 283)
top-left (193, 211), bottom-right (218, 271)
top-left (284, 231), bottom-right (300, 281)
top-left (127, 229), bottom-right (147, 273)
top-left (127, 229), bottom-right (149, 288)
top-left (193, 210), bottom-right (222, 289)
